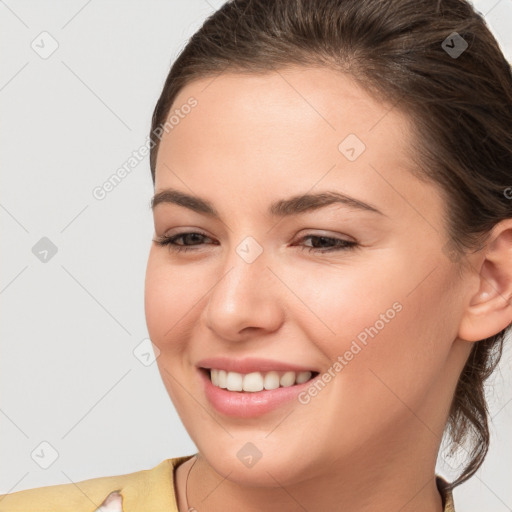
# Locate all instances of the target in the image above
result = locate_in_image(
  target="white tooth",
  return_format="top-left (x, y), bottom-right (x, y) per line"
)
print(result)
top-left (263, 371), bottom-right (280, 390)
top-left (226, 371), bottom-right (243, 391)
top-left (242, 372), bottom-right (264, 392)
top-left (218, 370), bottom-right (227, 388)
top-left (210, 369), bottom-right (219, 386)
top-left (280, 371), bottom-right (296, 387)
top-left (296, 371), bottom-right (312, 384)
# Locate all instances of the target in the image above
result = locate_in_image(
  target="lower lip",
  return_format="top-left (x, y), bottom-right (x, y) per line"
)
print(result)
top-left (199, 369), bottom-right (318, 418)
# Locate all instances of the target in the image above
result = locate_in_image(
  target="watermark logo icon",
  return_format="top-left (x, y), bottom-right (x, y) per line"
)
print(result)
top-left (236, 236), bottom-right (263, 264)
top-left (31, 31), bottom-right (59, 59)
top-left (236, 442), bottom-right (262, 468)
top-left (31, 441), bottom-right (59, 469)
top-left (133, 338), bottom-right (160, 366)
top-left (32, 237), bottom-right (58, 263)
top-left (338, 134), bottom-right (366, 161)
top-left (441, 32), bottom-right (468, 59)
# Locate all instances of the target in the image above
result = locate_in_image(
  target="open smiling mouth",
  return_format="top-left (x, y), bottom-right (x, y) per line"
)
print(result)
top-left (200, 368), bottom-right (320, 393)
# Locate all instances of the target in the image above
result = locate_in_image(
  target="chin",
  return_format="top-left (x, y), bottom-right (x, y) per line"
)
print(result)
top-left (195, 437), bottom-right (316, 488)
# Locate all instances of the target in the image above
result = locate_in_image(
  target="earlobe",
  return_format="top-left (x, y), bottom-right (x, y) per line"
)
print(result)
top-left (457, 220), bottom-right (512, 343)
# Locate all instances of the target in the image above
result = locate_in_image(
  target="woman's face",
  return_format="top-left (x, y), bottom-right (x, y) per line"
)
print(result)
top-left (145, 66), bottom-right (472, 485)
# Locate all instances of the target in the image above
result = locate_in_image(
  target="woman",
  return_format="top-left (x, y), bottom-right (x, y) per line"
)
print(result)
top-left (1, 0), bottom-right (511, 510)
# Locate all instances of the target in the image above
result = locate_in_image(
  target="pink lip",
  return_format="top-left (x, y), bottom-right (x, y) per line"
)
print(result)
top-left (198, 367), bottom-right (320, 418)
top-left (196, 356), bottom-right (318, 374)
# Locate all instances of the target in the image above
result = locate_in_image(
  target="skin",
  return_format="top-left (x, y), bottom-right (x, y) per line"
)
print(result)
top-left (144, 66), bottom-right (512, 512)
top-left (93, 491), bottom-right (123, 512)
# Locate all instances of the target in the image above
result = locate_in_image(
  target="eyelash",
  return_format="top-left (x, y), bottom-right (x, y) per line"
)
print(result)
top-left (153, 232), bottom-right (358, 253)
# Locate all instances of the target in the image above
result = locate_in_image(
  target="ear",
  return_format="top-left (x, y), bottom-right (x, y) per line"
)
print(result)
top-left (458, 219), bottom-right (512, 342)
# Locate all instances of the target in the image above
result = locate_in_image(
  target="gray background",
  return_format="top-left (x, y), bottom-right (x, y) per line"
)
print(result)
top-left (1, 1), bottom-right (511, 510)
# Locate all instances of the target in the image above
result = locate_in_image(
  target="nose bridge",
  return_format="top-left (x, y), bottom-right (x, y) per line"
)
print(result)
top-left (204, 234), bottom-right (283, 339)
top-left (215, 234), bottom-right (270, 306)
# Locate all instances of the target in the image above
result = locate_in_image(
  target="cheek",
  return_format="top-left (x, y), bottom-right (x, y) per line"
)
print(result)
top-left (295, 253), bottom-right (457, 413)
top-left (285, 256), bottom-right (407, 357)
top-left (144, 253), bottom-right (197, 351)
top-left (144, 254), bottom-right (201, 414)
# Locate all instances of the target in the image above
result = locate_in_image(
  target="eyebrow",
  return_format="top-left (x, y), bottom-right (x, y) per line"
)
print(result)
top-left (150, 188), bottom-right (384, 217)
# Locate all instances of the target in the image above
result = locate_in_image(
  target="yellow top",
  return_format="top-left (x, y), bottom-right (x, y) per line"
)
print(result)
top-left (0, 455), bottom-right (455, 511)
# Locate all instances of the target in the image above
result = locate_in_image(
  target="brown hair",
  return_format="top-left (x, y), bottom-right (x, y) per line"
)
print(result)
top-left (149, 0), bottom-right (512, 487)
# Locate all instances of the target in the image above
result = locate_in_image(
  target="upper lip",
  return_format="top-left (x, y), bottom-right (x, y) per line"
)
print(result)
top-left (196, 357), bottom-right (319, 374)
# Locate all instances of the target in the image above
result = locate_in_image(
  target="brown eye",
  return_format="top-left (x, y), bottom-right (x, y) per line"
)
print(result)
top-left (297, 235), bottom-right (358, 253)
top-left (153, 232), bottom-right (215, 252)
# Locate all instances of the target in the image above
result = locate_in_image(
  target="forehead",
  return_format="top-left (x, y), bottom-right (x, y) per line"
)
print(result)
top-left (157, 66), bottom-right (415, 171)
top-left (154, 66), bottom-right (440, 225)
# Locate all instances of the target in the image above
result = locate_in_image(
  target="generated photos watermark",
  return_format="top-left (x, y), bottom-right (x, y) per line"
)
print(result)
top-left (298, 301), bottom-right (403, 405)
top-left (92, 96), bottom-right (198, 201)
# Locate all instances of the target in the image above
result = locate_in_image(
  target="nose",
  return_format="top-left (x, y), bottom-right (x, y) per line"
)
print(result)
top-left (203, 242), bottom-right (285, 342)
